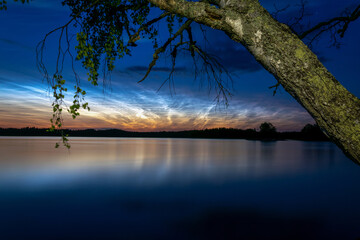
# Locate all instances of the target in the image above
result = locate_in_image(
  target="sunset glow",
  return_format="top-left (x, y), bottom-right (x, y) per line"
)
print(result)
top-left (0, 0), bottom-right (359, 132)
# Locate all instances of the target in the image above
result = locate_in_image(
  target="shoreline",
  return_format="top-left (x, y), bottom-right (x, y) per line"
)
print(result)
top-left (0, 127), bottom-right (329, 142)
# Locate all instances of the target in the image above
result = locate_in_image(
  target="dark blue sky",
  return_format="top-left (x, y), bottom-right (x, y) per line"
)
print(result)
top-left (0, 0), bottom-right (359, 131)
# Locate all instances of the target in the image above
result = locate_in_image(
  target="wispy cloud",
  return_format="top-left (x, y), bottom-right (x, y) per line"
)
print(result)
top-left (0, 0), bottom-right (327, 131)
top-left (0, 77), bottom-right (313, 131)
top-left (0, 38), bottom-right (33, 51)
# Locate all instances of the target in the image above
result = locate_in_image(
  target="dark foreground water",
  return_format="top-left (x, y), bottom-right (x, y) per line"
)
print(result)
top-left (0, 137), bottom-right (359, 240)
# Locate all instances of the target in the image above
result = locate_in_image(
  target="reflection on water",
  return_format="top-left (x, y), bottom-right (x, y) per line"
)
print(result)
top-left (0, 137), bottom-right (344, 186)
top-left (0, 137), bottom-right (359, 239)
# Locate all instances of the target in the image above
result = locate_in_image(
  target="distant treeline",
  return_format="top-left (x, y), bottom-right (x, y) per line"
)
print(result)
top-left (0, 123), bottom-right (328, 141)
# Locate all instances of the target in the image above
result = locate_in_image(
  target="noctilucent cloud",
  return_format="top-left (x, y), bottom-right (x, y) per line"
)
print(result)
top-left (0, 0), bottom-right (359, 131)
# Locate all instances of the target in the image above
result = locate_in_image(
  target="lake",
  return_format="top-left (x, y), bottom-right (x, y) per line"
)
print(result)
top-left (0, 137), bottom-right (359, 239)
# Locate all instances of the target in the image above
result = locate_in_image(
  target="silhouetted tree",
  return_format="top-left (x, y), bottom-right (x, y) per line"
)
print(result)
top-left (301, 124), bottom-right (319, 134)
top-left (301, 123), bottom-right (328, 140)
top-left (259, 122), bottom-right (277, 137)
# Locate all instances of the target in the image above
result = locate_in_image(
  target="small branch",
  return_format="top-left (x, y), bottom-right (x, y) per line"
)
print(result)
top-left (138, 19), bottom-right (193, 83)
top-left (191, 44), bottom-right (232, 105)
top-left (288, 0), bottom-right (307, 32)
top-left (186, 25), bottom-right (196, 57)
top-left (271, 3), bottom-right (290, 20)
top-left (128, 12), bottom-right (170, 46)
top-left (269, 82), bottom-right (281, 96)
top-left (36, 0), bottom-right (100, 84)
top-left (157, 41), bottom-right (190, 93)
top-left (299, 4), bottom-right (360, 39)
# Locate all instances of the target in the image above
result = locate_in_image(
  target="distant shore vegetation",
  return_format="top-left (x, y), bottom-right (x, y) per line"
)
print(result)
top-left (0, 123), bottom-right (328, 141)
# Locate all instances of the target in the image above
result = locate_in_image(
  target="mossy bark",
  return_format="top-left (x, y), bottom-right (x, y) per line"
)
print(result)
top-left (149, 0), bottom-right (360, 164)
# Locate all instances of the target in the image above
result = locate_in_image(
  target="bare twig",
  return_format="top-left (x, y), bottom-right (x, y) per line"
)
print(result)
top-left (128, 12), bottom-right (170, 46)
top-left (299, 4), bottom-right (360, 40)
top-left (271, 3), bottom-right (290, 20)
top-left (138, 19), bottom-right (193, 83)
top-left (269, 82), bottom-right (281, 96)
top-left (36, 0), bottom-right (100, 85)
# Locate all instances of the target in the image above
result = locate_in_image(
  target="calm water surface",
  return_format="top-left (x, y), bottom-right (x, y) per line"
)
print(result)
top-left (0, 137), bottom-right (359, 239)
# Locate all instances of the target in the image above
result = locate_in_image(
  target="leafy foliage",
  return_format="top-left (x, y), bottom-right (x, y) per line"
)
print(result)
top-left (35, 0), bottom-right (233, 148)
top-left (0, 0), bottom-right (29, 10)
top-left (0, 0), bottom-right (245, 152)
top-left (63, 0), bottom-right (155, 85)
top-left (37, 0), bottom-right (162, 147)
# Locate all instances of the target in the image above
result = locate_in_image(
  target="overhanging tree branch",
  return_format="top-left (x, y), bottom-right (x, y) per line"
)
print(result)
top-left (299, 4), bottom-right (360, 39)
top-left (138, 19), bottom-right (193, 83)
top-left (149, 0), bottom-right (360, 163)
top-left (147, 0), bottom-right (226, 30)
top-left (128, 12), bottom-right (170, 46)
top-left (33, 0), bottom-right (360, 163)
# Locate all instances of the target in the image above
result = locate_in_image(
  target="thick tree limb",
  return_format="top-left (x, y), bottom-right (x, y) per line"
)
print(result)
top-left (38, 0), bottom-right (360, 163)
top-left (149, 0), bottom-right (360, 164)
top-left (147, 0), bottom-right (229, 31)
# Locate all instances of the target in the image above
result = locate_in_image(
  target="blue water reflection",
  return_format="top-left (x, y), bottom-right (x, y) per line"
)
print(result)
top-left (0, 137), bottom-right (359, 239)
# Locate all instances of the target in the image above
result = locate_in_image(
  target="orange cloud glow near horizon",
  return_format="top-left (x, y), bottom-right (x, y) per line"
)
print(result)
top-left (0, 82), bottom-right (314, 132)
